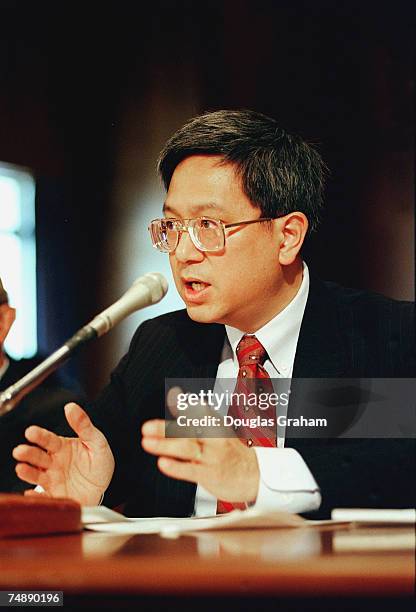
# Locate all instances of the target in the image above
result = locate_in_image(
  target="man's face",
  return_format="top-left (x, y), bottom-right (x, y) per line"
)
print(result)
top-left (164, 155), bottom-right (287, 332)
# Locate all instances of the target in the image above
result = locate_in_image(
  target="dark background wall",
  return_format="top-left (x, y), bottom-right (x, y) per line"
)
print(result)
top-left (0, 0), bottom-right (414, 397)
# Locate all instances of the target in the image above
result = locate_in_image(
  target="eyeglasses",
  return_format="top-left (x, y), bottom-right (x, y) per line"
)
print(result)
top-left (148, 216), bottom-right (279, 253)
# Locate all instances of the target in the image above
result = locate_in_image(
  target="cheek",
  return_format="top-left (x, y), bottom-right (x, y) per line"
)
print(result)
top-left (216, 266), bottom-right (259, 298)
top-left (169, 258), bottom-right (181, 285)
top-left (228, 244), bottom-right (276, 279)
top-left (225, 250), bottom-right (279, 296)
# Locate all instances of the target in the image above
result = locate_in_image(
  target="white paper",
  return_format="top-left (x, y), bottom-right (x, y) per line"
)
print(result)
top-left (331, 508), bottom-right (416, 524)
top-left (82, 506), bottom-right (342, 535)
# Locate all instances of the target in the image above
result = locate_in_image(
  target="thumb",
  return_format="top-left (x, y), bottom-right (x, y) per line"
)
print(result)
top-left (166, 386), bottom-right (183, 419)
top-left (64, 403), bottom-right (108, 450)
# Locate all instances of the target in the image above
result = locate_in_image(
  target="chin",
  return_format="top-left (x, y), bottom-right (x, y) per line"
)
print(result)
top-left (185, 304), bottom-right (220, 324)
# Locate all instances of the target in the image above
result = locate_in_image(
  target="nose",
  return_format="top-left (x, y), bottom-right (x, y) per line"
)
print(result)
top-left (174, 230), bottom-right (204, 263)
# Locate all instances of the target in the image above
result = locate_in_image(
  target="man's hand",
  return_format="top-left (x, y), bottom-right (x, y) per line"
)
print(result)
top-left (12, 403), bottom-right (115, 505)
top-left (141, 419), bottom-right (260, 503)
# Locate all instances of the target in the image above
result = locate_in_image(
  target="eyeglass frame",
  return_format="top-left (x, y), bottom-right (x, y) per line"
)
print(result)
top-left (148, 214), bottom-right (287, 253)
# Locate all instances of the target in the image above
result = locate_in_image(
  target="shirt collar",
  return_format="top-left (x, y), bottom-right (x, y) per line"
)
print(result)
top-left (225, 262), bottom-right (310, 375)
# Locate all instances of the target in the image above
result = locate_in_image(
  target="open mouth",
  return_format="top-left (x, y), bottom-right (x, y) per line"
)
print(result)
top-left (183, 279), bottom-right (211, 299)
top-left (186, 281), bottom-right (209, 292)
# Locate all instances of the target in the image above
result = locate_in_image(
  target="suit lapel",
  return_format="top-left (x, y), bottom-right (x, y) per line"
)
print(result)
top-left (288, 275), bottom-right (349, 452)
top-left (293, 274), bottom-right (347, 378)
top-left (190, 322), bottom-right (226, 379)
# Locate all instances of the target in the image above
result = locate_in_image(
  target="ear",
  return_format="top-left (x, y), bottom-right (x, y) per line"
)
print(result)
top-left (277, 213), bottom-right (309, 266)
top-left (0, 304), bottom-right (16, 345)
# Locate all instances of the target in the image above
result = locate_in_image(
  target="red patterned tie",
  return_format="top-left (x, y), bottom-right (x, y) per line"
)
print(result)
top-left (217, 334), bottom-right (277, 513)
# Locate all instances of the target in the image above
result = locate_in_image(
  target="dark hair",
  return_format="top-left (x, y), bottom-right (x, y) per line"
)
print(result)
top-left (158, 109), bottom-right (327, 232)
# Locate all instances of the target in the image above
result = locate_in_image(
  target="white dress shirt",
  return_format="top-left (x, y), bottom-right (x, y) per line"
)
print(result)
top-left (193, 263), bottom-right (321, 516)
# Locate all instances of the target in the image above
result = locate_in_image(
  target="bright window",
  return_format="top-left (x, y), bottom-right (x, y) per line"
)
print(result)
top-left (0, 163), bottom-right (37, 359)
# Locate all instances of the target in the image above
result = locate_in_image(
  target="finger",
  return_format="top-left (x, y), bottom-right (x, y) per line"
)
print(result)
top-left (157, 457), bottom-right (200, 484)
top-left (12, 444), bottom-right (52, 470)
top-left (142, 437), bottom-right (204, 462)
top-left (24, 488), bottom-right (47, 497)
top-left (64, 403), bottom-right (107, 449)
top-left (166, 386), bottom-right (184, 418)
top-left (141, 419), bottom-right (165, 437)
top-left (15, 463), bottom-right (46, 486)
top-left (24, 426), bottom-right (62, 454)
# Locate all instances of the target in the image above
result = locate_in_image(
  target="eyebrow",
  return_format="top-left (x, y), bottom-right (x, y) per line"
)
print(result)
top-left (162, 202), bottom-right (226, 216)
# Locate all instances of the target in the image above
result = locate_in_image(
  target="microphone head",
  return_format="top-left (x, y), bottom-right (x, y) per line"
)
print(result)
top-left (88, 272), bottom-right (169, 336)
top-left (135, 272), bottom-right (168, 304)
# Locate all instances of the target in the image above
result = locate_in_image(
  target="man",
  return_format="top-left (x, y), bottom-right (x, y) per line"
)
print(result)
top-left (0, 278), bottom-right (80, 491)
top-left (12, 110), bottom-right (414, 517)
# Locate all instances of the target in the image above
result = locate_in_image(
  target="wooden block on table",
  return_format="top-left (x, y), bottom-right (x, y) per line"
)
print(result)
top-left (0, 493), bottom-right (82, 538)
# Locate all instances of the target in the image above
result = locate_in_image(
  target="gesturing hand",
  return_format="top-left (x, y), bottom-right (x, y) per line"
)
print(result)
top-left (13, 403), bottom-right (115, 505)
top-left (141, 415), bottom-right (260, 504)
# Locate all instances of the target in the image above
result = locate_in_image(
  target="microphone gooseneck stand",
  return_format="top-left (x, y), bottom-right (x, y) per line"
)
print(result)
top-left (0, 272), bottom-right (168, 417)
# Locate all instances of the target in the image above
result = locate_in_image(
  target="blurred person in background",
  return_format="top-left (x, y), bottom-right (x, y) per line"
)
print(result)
top-left (0, 277), bottom-right (82, 492)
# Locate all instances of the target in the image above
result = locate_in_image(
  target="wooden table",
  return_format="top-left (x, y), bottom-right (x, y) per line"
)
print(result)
top-left (0, 524), bottom-right (414, 609)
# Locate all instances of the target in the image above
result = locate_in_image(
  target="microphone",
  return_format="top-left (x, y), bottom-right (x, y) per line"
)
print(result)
top-left (87, 272), bottom-right (168, 337)
top-left (0, 272), bottom-right (168, 417)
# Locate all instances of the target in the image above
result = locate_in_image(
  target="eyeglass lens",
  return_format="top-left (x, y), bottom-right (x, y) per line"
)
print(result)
top-left (150, 219), bottom-right (224, 252)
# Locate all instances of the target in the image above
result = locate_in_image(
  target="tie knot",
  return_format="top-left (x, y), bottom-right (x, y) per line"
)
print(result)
top-left (236, 335), bottom-right (268, 367)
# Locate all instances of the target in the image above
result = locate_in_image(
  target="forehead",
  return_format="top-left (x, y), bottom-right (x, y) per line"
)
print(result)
top-left (163, 155), bottom-right (257, 219)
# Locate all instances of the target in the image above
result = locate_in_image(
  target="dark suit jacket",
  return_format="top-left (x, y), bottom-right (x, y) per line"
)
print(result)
top-left (89, 275), bottom-right (415, 518)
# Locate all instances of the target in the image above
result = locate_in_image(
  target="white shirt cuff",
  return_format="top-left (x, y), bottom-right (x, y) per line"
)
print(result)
top-left (253, 447), bottom-right (321, 514)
